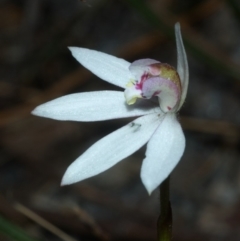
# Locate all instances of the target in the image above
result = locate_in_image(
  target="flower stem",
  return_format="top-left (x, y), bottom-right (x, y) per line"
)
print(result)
top-left (157, 176), bottom-right (172, 241)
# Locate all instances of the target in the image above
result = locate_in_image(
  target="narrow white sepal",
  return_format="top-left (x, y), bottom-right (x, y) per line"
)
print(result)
top-left (61, 113), bottom-right (162, 185)
top-left (31, 91), bottom-right (160, 121)
top-left (140, 113), bottom-right (185, 194)
top-left (175, 23), bottom-right (189, 110)
top-left (68, 47), bottom-right (132, 88)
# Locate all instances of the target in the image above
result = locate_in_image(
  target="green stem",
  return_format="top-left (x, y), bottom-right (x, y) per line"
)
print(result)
top-left (157, 176), bottom-right (172, 241)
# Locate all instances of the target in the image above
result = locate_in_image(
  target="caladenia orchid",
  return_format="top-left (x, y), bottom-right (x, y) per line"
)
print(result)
top-left (32, 23), bottom-right (188, 196)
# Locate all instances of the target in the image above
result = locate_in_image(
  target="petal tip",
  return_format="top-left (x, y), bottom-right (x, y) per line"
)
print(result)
top-left (31, 108), bottom-right (37, 116)
top-left (61, 172), bottom-right (74, 186)
top-left (175, 22), bottom-right (180, 30)
top-left (68, 46), bottom-right (81, 57)
top-left (141, 176), bottom-right (157, 196)
top-left (68, 46), bottom-right (77, 51)
top-left (31, 105), bottom-right (49, 118)
top-left (60, 177), bottom-right (70, 186)
top-left (31, 107), bottom-right (41, 117)
top-left (145, 184), bottom-right (155, 196)
top-left (146, 188), bottom-right (153, 196)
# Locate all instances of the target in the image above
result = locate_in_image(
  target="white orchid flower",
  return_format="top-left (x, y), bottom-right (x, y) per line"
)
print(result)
top-left (32, 23), bottom-right (188, 194)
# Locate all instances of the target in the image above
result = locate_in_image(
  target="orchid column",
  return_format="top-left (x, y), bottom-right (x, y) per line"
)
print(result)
top-left (32, 23), bottom-right (188, 239)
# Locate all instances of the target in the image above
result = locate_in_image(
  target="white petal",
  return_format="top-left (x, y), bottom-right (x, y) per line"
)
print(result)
top-left (175, 23), bottom-right (189, 109)
top-left (141, 113), bottom-right (185, 194)
top-left (32, 91), bottom-right (160, 121)
top-left (69, 47), bottom-right (132, 88)
top-left (61, 113), bottom-right (162, 185)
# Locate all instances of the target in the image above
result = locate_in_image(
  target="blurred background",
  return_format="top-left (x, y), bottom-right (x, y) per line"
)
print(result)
top-left (1, 0), bottom-right (240, 240)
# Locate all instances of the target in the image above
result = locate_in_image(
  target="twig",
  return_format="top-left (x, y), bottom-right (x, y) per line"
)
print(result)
top-left (14, 203), bottom-right (78, 241)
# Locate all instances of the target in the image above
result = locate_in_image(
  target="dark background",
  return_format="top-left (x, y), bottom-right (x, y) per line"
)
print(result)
top-left (0, 0), bottom-right (240, 240)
